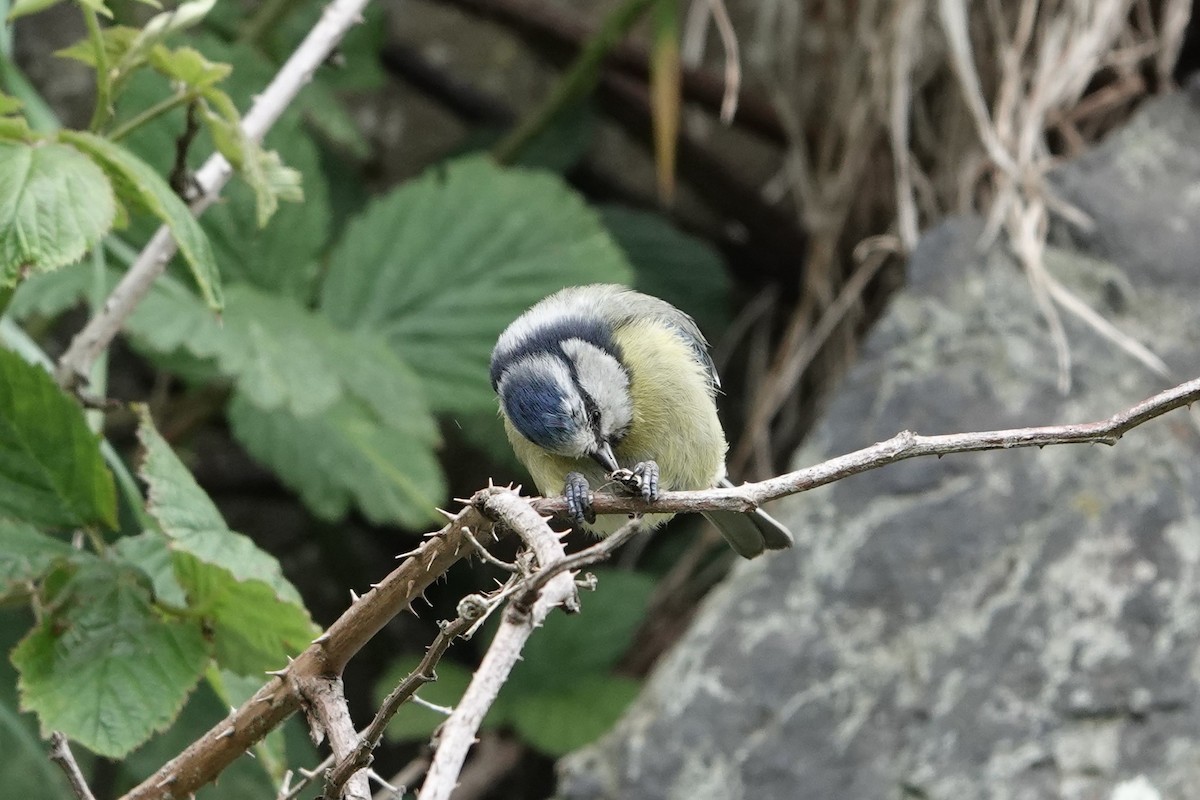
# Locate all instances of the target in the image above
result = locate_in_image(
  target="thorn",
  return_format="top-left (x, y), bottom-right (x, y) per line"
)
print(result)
top-left (421, 590), bottom-right (433, 607)
top-left (512, 484), bottom-right (522, 494)
top-left (405, 603), bottom-right (419, 616)
top-left (540, 514), bottom-right (554, 522)
top-left (488, 477), bottom-right (495, 488)
top-left (255, 696), bottom-right (274, 707)
top-left (349, 589), bottom-right (360, 603)
top-left (435, 507), bottom-right (457, 521)
top-left (453, 497), bottom-right (473, 506)
top-left (370, 582), bottom-right (382, 590)
top-left (311, 632), bottom-right (331, 645)
top-left (406, 579), bottom-right (415, 596)
top-left (426, 552), bottom-right (437, 570)
top-left (156, 774), bottom-right (177, 788)
top-left (266, 666), bottom-right (289, 678)
top-left (395, 547), bottom-right (423, 560)
top-left (217, 726), bottom-right (236, 740)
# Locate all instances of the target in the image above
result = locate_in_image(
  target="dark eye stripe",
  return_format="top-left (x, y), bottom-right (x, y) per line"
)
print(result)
top-left (490, 315), bottom-right (621, 390)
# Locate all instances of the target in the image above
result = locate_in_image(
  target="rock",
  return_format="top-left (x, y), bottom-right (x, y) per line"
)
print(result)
top-left (556, 92), bottom-right (1200, 800)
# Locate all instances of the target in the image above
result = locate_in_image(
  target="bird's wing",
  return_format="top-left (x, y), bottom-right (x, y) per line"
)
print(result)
top-left (606, 288), bottom-right (722, 394)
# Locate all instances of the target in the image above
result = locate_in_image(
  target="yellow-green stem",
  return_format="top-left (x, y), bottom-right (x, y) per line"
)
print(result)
top-left (83, 6), bottom-right (113, 131)
top-left (108, 91), bottom-right (192, 141)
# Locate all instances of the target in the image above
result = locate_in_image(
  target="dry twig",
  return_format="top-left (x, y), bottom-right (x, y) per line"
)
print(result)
top-left (49, 732), bottom-right (97, 800)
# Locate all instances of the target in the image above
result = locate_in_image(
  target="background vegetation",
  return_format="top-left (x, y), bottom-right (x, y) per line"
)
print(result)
top-left (0, 0), bottom-right (1188, 797)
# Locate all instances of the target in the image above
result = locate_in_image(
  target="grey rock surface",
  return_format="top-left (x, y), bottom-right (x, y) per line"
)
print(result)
top-left (556, 92), bottom-right (1200, 800)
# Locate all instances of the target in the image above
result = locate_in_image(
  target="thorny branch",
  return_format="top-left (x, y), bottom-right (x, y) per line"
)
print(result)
top-left (112, 376), bottom-right (1198, 799)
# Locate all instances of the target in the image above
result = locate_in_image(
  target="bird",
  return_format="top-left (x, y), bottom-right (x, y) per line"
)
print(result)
top-left (489, 284), bottom-right (793, 558)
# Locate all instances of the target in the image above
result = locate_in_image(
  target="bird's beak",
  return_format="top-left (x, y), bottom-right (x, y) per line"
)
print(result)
top-left (590, 441), bottom-right (620, 474)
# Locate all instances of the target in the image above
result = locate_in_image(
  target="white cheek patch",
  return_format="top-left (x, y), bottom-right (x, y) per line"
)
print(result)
top-left (561, 338), bottom-right (633, 441)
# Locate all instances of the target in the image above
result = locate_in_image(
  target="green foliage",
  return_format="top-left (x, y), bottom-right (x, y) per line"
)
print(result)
top-left (601, 205), bottom-right (732, 335)
top-left (60, 130), bottom-right (223, 310)
top-left (381, 570), bottom-right (654, 756)
top-left (320, 156), bottom-right (635, 413)
top-left (11, 556), bottom-right (209, 757)
top-left (138, 408), bottom-right (317, 673)
top-left (0, 140), bottom-right (114, 283)
top-left (0, 521), bottom-right (74, 601)
top-left (0, 348), bottom-right (116, 529)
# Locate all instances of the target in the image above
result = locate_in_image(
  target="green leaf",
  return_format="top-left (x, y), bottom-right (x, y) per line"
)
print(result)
top-left (504, 570), bottom-right (655, 693)
top-left (0, 611), bottom-right (80, 800)
top-left (601, 205), bottom-right (731, 335)
top-left (0, 348), bottom-right (116, 528)
top-left (12, 557), bottom-right (208, 757)
top-left (172, 551), bottom-right (316, 674)
top-left (0, 91), bottom-right (23, 115)
top-left (54, 25), bottom-right (139, 68)
top-left (202, 126), bottom-right (328, 297)
top-left (76, 0), bottom-right (114, 18)
top-left (319, 156), bottom-right (634, 413)
top-left (377, 656), bottom-right (475, 744)
top-left (0, 140), bottom-right (115, 284)
top-left (147, 45), bottom-right (232, 89)
top-left (58, 131), bottom-right (223, 311)
top-left (113, 530), bottom-right (187, 607)
top-left (7, 0), bottom-right (66, 20)
top-left (114, 0), bottom-right (217, 78)
top-left (0, 116), bottom-right (35, 142)
top-left (205, 667), bottom-right (288, 781)
top-left (0, 520), bottom-right (73, 600)
top-left (136, 409), bottom-right (316, 673)
top-left (229, 393), bottom-right (445, 528)
top-left (508, 674), bottom-right (640, 756)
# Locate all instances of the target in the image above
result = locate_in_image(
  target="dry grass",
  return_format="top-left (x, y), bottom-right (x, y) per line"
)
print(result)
top-left (720, 0), bottom-right (1190, 473)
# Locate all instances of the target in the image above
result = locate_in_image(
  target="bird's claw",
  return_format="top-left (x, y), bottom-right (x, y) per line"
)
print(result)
top-left (611, 460), bottom-right (659, 502)
top-left (564, 471), bottom-right (595, 524)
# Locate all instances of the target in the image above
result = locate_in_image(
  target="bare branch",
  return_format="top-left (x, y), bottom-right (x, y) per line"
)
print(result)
top-left (55, 0), bottom-right (374, 388)
top-left (324, 608), bottom-right (479, 797)
top-left (418, 489), bottom-right (581, 800)
top-left (542, 377), bottom-right (1200, 518)
top-left (49, 733), bottom-right (97, 800)
top-left (300, 675), bottom-right (369, 800)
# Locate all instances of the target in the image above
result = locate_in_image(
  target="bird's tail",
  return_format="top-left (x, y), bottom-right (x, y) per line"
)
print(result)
top-left (703, 483), bottom-right (793, 559)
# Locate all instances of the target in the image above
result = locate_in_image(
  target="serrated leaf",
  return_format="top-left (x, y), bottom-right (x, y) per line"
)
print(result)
top-left (0, 140), bottom-right (115, 283)
top-left (12, 558), bottom-right (208, 757)
top-left (319, 156), bottom-right (634, 413)
top-left (0, 520), bottom-right (73, 599)
top-left (136, 410), bottom-right (316, 674)
top-left (147, 45), bottom-right (232, 88)
top-left (229, 393), bottom-right (445, 528)
top-left (136, 408), bottom-right (305, 606)
top-left (59, 131), bottom-right (223, 311)
top-left (113, 530), bottom-right (187, 607)
top-left (507, 675), bottom-right (640, 756)
top-left (0, 348), bottom-right (116, 528)
top-left (377, 656), bottom-right (475, 744)
top-left (172, 551), bottom-right (316, 674)
top-left (600, 205), bottom-right (731, 334)
top-left (7, 0), bottom-right (66, 20)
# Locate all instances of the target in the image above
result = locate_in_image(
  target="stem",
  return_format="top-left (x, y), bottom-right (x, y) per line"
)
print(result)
top-left (492, 0), bottom-right (654, 164)
top-left (107, 91), bottom-right (191, 141)
top-left (240, 0), bottom-right (295, 45)
top-left (86, 247), bottom-right (108, 434)
top-left (82, 6), bottom-right (113, 131)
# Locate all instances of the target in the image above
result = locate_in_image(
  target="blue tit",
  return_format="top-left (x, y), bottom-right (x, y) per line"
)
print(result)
top-left (489, 284), bottom-right (793, 559)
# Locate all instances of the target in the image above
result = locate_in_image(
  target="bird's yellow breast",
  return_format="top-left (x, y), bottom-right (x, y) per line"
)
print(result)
top-left (504, 318), bottom-right (727, 536)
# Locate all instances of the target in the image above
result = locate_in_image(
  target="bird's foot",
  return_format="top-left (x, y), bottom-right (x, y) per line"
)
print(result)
top-left (564, 471), bottom-right (595, 524)
top-left (611, 460), bottom-right (659, 502)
